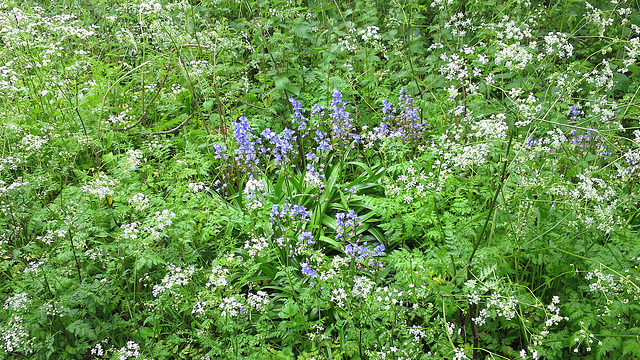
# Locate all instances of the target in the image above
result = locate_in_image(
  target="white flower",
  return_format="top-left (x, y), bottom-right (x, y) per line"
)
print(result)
top-left (152, 265), bottom-right (196, 297)
top-left (82, 175), bottom-right (117, 198)
top-left (247, 291), bottom-right (270, 311)
top-left (117, 341), bottom-right (140, 360)
top-left (453, 347), bottom-right (468, 360)
top-left (206, 266), bottom-right (229, 290)
top-left (128, 193), bottom-right (150, 211)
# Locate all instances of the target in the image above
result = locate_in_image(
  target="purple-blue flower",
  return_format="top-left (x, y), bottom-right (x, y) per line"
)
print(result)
top-left (301, 262), bottom-right (318, 278)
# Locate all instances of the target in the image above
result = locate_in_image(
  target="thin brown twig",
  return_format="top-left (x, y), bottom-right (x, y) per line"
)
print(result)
top-left (116, 65), bottom-right (172, 132)
top-left (181, 44), bottom-right (212, 49)
top-left (128, 115), bottom-right (192, 136)
top-left (230, 96), bottom-right (288, 123)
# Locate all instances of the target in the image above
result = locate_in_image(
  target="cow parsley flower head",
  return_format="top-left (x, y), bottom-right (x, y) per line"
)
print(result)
top-left (117, 341), bottom-right (140, 360)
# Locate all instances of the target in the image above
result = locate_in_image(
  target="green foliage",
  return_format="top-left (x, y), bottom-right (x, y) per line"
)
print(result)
top-left (2, 0), bottom-right (640, 359)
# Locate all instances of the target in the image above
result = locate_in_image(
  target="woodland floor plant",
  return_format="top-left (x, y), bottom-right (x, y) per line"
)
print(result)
top-left (1, 0), bottom-right (640, 359)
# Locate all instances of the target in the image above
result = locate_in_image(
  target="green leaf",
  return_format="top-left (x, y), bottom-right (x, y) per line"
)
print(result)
top-left (203, 99), bottom-right (215, 111)
top-left (67, 320), bottom-right (96, 340)
top-left (278, 300), bottom-right (299, 319)
top-left (275, 76), bottom-right (290, 91)
top-left (623, 339), bottom-right (640, 356)
top-left (292, 23), bottom-right (312, 40)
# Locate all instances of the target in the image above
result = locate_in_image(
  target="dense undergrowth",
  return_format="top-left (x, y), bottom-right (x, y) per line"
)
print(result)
top-left (1, 0), bottom-right (640, 359)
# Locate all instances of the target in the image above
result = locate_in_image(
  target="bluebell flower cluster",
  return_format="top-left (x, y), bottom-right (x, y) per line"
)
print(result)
top-left (299, 231), bottom-right (315, 246)
top-left (569, 105), bottom-right (580, 121)
top-left (378, 88), bottom-right (429, 146)
top-left (311, 104), bottom-right (324, 117)
top-left (344, 242), bottom-right (385, 259)
top-left (329, 89), bottom-right (360, 148)
top-left (335, 209), bottom-right (362, 239)
top-left (315, 129), bottom-right (332, 152)
top-left (212, 143), bottom-right (228, 160)
top-left (232, 116), bottom-right (260, 168)
top-left (301, 262), bottom-right (318, 278)
top-left (568, 129), bottom-right (611, 158)
top-left (270, 203), bottom-right (311, 223)
top-left (304, 152), bottom-right (325, 186)
top-left (289, 97), bottom-right (308, 132)
top-left (261, 127), bottom-right (296, 168)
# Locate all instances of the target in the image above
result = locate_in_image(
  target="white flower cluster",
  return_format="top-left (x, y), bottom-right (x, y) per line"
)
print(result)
top-left (330, 287), bottom-right (347, 308)
top-left (467, 290), bottom-right (481, 305)
top-left (445, 143), bottom-right (492, 170)
top-left (247, 291), bottom-right (270, 311)
top-left (374, 285), bottom-right (410, 311)
top-left (0, 156), bottom-right (21, 171)
top-left (120, 222), bottom-right (140, 240)
top-left (544, 32), bottom-right (573, 58)
top-left (339, 35), bottom-right (357, 52)
top-left (185, 60), bottom-right (212, 78)
top-left (584, 2), bottom-right (614, 37)
top-left (383, 164), bottom-right (438, 201)
top-left (494, 16), bottom-right (534, 42)
top-left (0, 179), bottom-right (29, 196)
top-left (570, 174), bottom-right (615, 203)
top-left (1, 293), bottom-right (35, 354)
top-left (37, 229), bottom-right (67, 245)
top-left (439, 53), bottom-right (469, 83)
top-left (407, 325), bottom-right (427, 343)
top-left (117, 341), bottom-right (140, 360)
top-left (308, 324), bottom-right (327, 341)
top-left (105, 109), bottom-right (131, 125)
top-left (188, 182), bottom-right (209, 193)
top-left (588, 95), bottom-right (617, 123)
top-left (244, 176), bottom-right (264, 195)
top-left (491, 292), bottom-right (519, 320)
top-left (205, 265), bottom-right (229, 290)
top-left (472, 113), bottom-right (508, 140)
top-left (572, 321), bottom-right (602, 353)
top-left (544, 296), bottom-right (567, 328)
top-left (152, 265), bottom-right (196, 297)
top-left (430, 0), bottom-right (455, 11)
top-left (243, 236), bottom-right (269, 257)
top-left (0, 6), bottom-right (97, 52)
top-left (19, 133), bottom-right (47, 153)
top-left (219, 296), bottom-right (245, 317)
top-left (122, 149), bottom-right (144, 173)
top-left (129, 193), bottom-right (150, 211)
top-left (473, 292), bottom-right (519, 327)
top-left (525, 128), bottom-right (568, 154)
top-left (192, 301), bottom-right (208, 316)
top-left (91, 342), bottom-right (105, 357)
top-left (82, 175), bottom-right (117, 198)
top-left (153, 210), bottom-right (175, 232)
top-left (514, 93), bottom-right (542, 127)
top-left (444, 12), bottom-right (472, 38)
top-left (137, 0), bottom-right (162, 15)
top-left (3, 292), bottom-right (29, 311)
top-left (519, 348), bottom-right (539, 360)
top-left (358, 26), bottom-right (380, 42)
top-left (585, 268), bottom-right (620, 293)
top-left (303, 171), bottom-right (325, 188)
top-left (352, 276), bottom-right (375, 299)
top-left (495, 43), bottom-right (534, 71)
top-left (122, 210), bottom-right (175, 240)
top-left (1, 318), bottom-right (34, 355)
top-left (585, 60), bottom-right (614, 92)
top-left (453, 347), bottom-right (469, 360)
top-left (0, 61), bottom-right (20, 95)
top-left (621, 37), bottom-right (640, 73)
top-left (23, 261), bottom-right (44, 274)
